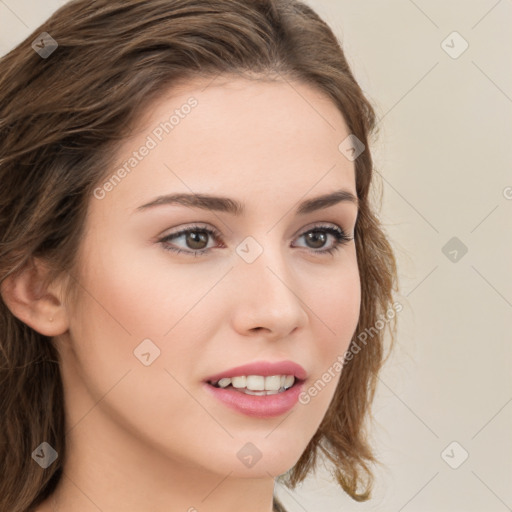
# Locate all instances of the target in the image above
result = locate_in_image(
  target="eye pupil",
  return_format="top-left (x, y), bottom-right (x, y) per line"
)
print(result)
top-left (305, 231), bottom-right (326, 249)
top-left (187, 231), bottom-right (208, 249)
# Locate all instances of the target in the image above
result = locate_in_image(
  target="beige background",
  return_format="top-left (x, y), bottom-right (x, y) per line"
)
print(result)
top-left (1, 1), bottom-right (511, 511)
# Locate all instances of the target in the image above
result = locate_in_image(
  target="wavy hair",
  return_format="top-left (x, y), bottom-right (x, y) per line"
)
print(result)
top-left (0, 1), bottom-right (399, 511)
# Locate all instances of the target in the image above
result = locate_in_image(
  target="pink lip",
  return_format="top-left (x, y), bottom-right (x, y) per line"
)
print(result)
top-left (203, 360), bottom-right (308, 418)
top-left (203, 380), bottom-right (305, 418)
top-left (204, 360), bottom-right (308, 383)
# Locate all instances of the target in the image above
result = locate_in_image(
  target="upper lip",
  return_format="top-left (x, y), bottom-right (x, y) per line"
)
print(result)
top-left (205, 360), bottom-right (308, 383)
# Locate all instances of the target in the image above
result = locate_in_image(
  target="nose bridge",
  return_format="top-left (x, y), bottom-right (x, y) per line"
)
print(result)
top-left (231, 233), bottom-right (307, 334)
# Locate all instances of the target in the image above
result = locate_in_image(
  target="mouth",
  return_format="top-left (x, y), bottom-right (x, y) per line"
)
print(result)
top-left (202, 360), bottom-right (308, 417)
top-left (206, 374), bottom-right (305, 396)
top-left (203, 373), bottom-right (307, 418)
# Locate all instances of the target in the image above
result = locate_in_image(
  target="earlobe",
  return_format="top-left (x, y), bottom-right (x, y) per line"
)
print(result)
top-left (0, 258), bottom-right (69, 336)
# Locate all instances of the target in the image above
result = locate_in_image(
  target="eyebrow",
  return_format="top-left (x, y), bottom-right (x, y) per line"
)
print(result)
top-left (135, 189), bottom-right (358, 215)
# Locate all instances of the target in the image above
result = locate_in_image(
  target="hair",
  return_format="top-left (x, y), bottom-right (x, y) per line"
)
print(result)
top-left (0, 1), bottom-right (399, 511)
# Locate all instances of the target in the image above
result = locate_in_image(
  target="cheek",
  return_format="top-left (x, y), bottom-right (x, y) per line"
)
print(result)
top-left (63, 251), bottom-right (218, 460)
top-left (297, 259), bottom-right (360, 412)
top-left (73, 233), bottom-right (212, 337)
top-left (66, 240), bottom-right (229, 396)
top-left (312, 255), bottom-right (361, 352)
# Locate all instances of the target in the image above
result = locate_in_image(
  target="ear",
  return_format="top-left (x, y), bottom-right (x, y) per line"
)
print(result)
top-left (0, 258), bottom-right (69, 336)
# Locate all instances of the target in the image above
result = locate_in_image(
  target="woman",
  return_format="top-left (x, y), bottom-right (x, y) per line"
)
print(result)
top-left (0, 1), bottom-right (399, 511)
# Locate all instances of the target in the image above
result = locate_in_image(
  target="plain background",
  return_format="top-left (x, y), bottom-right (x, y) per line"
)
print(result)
top-left (1, 1), bottom-right (511, 511)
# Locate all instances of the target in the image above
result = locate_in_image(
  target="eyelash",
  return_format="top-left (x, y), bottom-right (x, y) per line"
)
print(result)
top-left (158, 223), bottom-right (353, 257)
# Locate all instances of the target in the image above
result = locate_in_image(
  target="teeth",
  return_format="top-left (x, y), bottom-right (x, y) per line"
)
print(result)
top-left (246, 375), bottom-right (265, 390)
top-left (211, 374), bottom-right (296, 392)
top-left (231, 376), bottom-right (246, 388)
top-left (244, 389), bottom-right (279, 396)
top-left (217, 378), bottom-right (232, 388)
top-left (265, 375), bottom-right (282, 390)
top-left (284, 375), bottom-right (294, 388)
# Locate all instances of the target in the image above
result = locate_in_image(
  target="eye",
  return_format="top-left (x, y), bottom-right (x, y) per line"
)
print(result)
top-left (292, 224), bottom-right (353, 255)
top-left (158, 223), bottom-right (353, 257)
top-left (159, 224), bottom-right (222, 257)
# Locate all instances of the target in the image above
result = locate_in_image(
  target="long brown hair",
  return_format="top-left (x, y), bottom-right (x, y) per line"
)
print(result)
top-left (0, 1), bottom-right (399, 511)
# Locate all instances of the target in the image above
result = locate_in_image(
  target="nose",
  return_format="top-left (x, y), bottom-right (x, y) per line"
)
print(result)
top-left (229, 244), bottom-right (308, 339)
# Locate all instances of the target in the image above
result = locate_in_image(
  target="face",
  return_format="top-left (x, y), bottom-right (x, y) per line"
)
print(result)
top-left (58, 76), bottom-right (361, 479)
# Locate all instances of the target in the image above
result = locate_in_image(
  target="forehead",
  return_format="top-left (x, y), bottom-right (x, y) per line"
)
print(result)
top-left (94, 76), bottom-right (357, 217)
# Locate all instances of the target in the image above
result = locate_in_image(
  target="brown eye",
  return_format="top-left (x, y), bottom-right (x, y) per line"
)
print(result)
top-left (159, 225), bottom-right (221, 256)
top-left (183, 230), bottom-right (209, 250)
top-left (293, 225), bottom-right (353, 255)
top-left (304, 230), bottom-right (328, 249)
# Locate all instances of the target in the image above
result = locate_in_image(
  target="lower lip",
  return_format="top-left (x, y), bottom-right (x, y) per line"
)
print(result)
top-left (203, 381), bottom-right (305, 418)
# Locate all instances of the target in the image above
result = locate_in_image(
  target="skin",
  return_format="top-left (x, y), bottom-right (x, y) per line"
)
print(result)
top-left (3, 76), bottom-right (361, 512)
